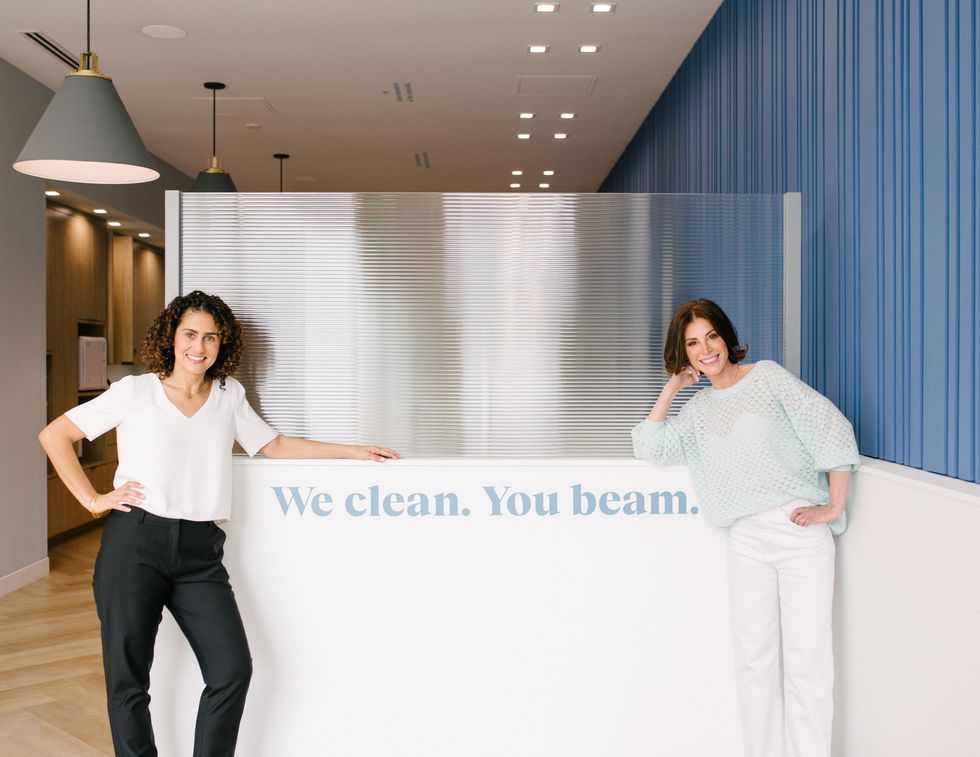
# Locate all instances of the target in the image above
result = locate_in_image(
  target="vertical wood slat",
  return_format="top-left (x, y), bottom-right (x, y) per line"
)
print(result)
top-left (600, 0), bottom-right (980, 484)
top-left (132, 246), bottom-right (165, 360)
top-left (110, 235), bottom-right (134, 365)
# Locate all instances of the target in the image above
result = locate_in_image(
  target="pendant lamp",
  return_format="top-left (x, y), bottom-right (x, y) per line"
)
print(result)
top-left (274, 153), bottom-right (290, 192)
top-left (13, 0), bottom-right (159, 184)
top-left (191, 82), bottom-right (237, 192)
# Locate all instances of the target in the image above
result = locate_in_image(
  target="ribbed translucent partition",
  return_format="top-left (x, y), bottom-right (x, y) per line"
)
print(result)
top-left (178, 193), bottom-right (784, 456)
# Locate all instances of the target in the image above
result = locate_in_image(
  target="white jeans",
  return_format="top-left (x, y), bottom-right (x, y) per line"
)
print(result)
top-left (728, 499), bottom-right (836, 757)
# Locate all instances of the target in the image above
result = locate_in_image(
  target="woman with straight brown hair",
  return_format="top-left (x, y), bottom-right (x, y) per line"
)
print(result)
top-left (632, 298), bottom-right (859, 757)
top-left (40, 290), bottom-right (400, 757)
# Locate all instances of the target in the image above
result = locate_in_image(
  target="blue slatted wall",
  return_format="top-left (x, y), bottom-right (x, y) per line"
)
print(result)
top-left (601, 0), bottom-right (979, 483)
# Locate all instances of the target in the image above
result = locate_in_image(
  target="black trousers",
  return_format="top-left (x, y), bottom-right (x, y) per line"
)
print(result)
top-left (93, 508), bottom-right (252, 757)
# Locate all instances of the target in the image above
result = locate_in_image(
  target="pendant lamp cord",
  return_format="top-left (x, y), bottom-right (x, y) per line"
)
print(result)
top-left (86, 0), bottom-right (91, 53)
top-left (279, 159), bottom-right (283, 192)
top-left (212, 88), bottom-right (217, 157)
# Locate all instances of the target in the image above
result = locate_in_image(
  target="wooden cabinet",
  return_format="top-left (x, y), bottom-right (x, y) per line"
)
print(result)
top-left (110, 235), bottom-right (134, 364)
top-left (46, 204), bottom-right (164, 540)
top-left (46, 207), bottom-right (108, 327)
top-left (47, 461), bottom-right (116, 537)
top-left (45, 205), bottom-right (114, 540)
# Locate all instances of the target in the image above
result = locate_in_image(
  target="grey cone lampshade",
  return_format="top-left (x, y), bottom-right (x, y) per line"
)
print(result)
top-left (191, 82), bottom-right (236, 192)
top-left (14, 66), bottom-right (159, 184)
top-left (192, 157), bottom-right (237, 192)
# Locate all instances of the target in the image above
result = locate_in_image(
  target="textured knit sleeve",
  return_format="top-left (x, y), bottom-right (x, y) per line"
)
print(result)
top-left (631, 404), bottom-right (695, 466)
top-left (768, 363), bottom-right (860, 472)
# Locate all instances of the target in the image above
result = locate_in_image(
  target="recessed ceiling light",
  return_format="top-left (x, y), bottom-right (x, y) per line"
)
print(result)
top-left (528, 45), bottom-right (550, 54)
top-left (107, 221), bottom-right (122, 227)
top-left (560, 113), bottom-right (576, 119)
top-left (519, 113), bottom-right (535, 119)
top-left (512, 170), bottom-right (524, 176)
top-left (244, 123), bottom-right (261, 130)
top-left (579, 44), bottom-right (600, 54)
top-left (591, 3), bottom-right (615, 12)
top-left (510, 183), bottom-right (522, 188)
top-left (141, 24), bottom-right (187, 40)
top-left (138, 232), bottom-right (151, 238)
top-left (543, 170), bottom-right (555, 176)
top-left (518, 133), bottom-right (531, 140)
top-left (93, 208), bottom-right (108, 214)
top-left (553, 133), bottom-right (567, 139)
top-left (535, 3), bottom-right (559, 12)
top-left (539, 183), bottom-right (550, 189)
top-left (44, 190), bottom-right (60, 196)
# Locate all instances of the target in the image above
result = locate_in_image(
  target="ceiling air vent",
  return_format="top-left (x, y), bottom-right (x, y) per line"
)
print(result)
top-left (21, 31), bottom-right (77, 69)
top-left (392, 82), bottom-right (415, 103)
top-left (516, 75), bottom-right (597, 96)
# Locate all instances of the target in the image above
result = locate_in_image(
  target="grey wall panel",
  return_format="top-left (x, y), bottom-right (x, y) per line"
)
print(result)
top-left (0, 58), bottom-right (49, 581)
top-left (179, 192), bottom-right (783, 457)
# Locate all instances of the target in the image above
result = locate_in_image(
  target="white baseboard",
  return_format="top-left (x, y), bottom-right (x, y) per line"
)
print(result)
top-left (0, 557), bottom-right (49, 598)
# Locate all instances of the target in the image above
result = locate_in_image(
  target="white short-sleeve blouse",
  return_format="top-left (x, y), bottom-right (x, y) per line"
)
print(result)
top-left (66, 374), bottom-right (279, 521)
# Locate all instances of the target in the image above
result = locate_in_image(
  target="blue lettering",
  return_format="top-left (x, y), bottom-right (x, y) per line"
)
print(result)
top-left (310, 491), bottom-right (333, 516)
top-left (598, 490), bottom-right (620, 515)
top-left (483, 485), bottom-right (510, 517)
top-left (383, 490), bottom-right (404, 516)
top-left (509, 492), bottom-right (531, 516)
top-left (651, 490), bottom-right (687, 515)
top-left (345, 491), bottom-right (367, 516)
top-left (622, 491), bottom-right (645, 515)
top-left (572, 484), bottom-right (595, 515)
top-left (271, 486), bottom-right (315, 516)
top-left (434, 492), bottom-right (459, 516)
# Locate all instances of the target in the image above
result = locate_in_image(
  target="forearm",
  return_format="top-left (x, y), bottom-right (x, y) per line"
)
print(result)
top-left (646, 385), bottom-right (680, 421)
top-left (39, 426), bottom-right (97, 509)
top-left (261, 435), bottom-right (356, 459)
top-left (827, 469), bottom-right (851, 515)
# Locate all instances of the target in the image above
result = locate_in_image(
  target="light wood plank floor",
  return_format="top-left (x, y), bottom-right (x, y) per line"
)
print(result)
top-left (0, 528), bottom-right (114, 756)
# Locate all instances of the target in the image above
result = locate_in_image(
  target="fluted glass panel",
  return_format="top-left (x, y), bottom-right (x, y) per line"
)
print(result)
top-left (179, 193), bottom-right (783, 456)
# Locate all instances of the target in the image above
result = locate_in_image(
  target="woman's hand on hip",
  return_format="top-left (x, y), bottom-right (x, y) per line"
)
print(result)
top-left (91, 481), bottom-right (143, 515)
top-left (790, 502), bottom-right (843, 527)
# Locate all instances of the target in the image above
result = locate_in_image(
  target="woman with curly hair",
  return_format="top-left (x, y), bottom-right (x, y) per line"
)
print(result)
top-left (39, 291), bottom-right (399, 757)
top-left (632, 299), bottom-right (859, 757)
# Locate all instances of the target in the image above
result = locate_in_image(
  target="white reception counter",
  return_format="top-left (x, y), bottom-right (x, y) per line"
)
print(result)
top-left (150, 458), bottom-right (740, 756)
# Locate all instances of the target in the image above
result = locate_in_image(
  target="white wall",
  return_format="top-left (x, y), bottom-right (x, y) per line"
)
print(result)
top-left (834, 458), bottom-right (980, 757)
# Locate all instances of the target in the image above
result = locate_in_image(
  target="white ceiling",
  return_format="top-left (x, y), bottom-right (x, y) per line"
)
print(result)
top-left (2, 0), bottom-right (721, 193)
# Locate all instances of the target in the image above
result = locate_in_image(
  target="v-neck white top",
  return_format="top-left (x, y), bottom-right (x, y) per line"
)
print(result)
top-left (66, 374), bottom-right (279, 521)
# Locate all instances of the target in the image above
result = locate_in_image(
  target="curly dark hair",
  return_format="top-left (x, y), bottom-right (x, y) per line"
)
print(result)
top-left (663, 299), bottom-right (748, 374)
top-left (140, 291), bottom-right (244, 387)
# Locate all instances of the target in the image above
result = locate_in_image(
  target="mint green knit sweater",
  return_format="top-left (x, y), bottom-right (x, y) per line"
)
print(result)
top-left (631, 360), bottom-right (860, 534)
